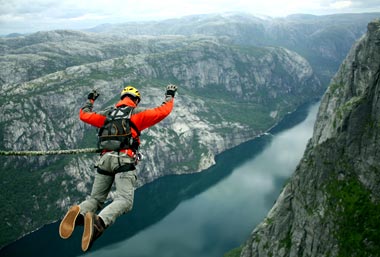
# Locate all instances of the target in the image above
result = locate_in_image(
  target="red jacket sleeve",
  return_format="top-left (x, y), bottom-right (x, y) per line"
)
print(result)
top-left (79, 101), bottom-right (106, 128)
top-left (131, 98), bottom-right (174, 131)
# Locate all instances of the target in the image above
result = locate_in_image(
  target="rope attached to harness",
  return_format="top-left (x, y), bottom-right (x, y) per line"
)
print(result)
top-left (0, 148), bottom-right (99, 156)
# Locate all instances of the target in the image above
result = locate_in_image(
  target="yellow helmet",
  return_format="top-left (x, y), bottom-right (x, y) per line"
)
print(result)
top-left (120, 85), bottom-right (141, 102)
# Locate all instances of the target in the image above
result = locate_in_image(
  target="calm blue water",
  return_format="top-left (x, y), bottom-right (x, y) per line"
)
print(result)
top-left (0, 102), bottom-right (319, 257)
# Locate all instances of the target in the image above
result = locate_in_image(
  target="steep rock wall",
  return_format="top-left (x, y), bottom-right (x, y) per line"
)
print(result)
top-left (240, 19), bottom-right (380, 257)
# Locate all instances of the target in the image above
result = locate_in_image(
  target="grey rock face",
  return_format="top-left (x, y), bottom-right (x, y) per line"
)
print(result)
top-left (240, 19), bottom-right (380, 257)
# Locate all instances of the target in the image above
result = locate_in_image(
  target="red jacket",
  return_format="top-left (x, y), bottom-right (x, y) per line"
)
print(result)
top-left (79, 97), bottom-right (174, 146)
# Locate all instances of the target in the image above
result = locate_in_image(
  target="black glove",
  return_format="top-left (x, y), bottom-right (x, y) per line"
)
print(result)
top-left (165, 84), bottom-right (178, 97)
top-left (87, 89), bottom-right (99, 101)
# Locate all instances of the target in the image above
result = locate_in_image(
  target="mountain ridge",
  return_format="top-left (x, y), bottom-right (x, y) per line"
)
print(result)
top-left (2, 12), bottom-right (378, 88)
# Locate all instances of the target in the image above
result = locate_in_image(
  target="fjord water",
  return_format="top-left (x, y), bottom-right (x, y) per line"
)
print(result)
top-left (0, 102), bottom-right (319, 257)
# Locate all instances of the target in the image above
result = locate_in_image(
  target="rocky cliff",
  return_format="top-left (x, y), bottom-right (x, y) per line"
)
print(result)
top-left (240, 18), bottom-right (380, 257)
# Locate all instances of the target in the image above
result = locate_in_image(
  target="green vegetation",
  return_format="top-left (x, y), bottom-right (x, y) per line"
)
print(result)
top-left (170, 133), bottom-right (209, 171)
top-left (327, 172), bottom-right (380, 257)
top-left (231, 45), bottom-right (268, 58)
top-left (332, 96), bottom-right (364, 129)
top-left (0, 155), bottom-right (82, 248)
top-left (328, 83), bottom-right (344, 95)
top-left (223, 245), bottom-right (243, 257)
top-left (279, 230), bottom-right (293, 251)
top-left (364, 119), bottom-right (380, 139)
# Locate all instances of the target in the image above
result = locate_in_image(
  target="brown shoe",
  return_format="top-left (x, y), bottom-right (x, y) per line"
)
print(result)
top-left (81, 212), bottom-right (105, 252)
top-left (59, 205), bottom-right (83, 239)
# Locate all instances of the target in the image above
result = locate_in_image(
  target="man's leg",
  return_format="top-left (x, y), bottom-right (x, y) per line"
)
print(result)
top-left (81, 171), bottom-right (136, 252)
top-left (97, 171), bottom-right (137, 226)
top-left (79, 172), bottom-right (114, 214)
top-left (60, 172), bottom-right (113, 239)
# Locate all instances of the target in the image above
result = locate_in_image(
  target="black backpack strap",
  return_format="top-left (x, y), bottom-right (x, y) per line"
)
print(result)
top-left (98, 107), bottom-right (116, 137)
top-left (129, 120), bottom-right (140, 137)
top-left (97, 105), bottom-right (140, 151)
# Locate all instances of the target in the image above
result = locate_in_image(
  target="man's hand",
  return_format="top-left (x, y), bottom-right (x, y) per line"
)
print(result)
top-left (166, 84), bottom-right (178, 97)
top-left (88, 89), bottom-right (100, 101)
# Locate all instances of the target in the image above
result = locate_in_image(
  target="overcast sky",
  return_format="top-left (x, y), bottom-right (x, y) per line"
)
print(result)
top-left (0, 0), bottom-right (379, 35)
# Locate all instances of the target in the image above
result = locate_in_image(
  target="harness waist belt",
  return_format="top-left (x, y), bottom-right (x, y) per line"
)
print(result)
top-left (101, 149), bottom-right (135, 158)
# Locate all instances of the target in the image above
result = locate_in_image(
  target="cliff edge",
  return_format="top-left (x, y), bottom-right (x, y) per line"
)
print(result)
top-left (240, 18), bottom-right (380, 257)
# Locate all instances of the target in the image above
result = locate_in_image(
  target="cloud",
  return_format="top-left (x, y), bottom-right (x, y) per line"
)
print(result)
top-left (329, 1), bottom-right (352, 9)
top-left (0, 0), bottom-right (379, 34)
top-left (319, 0), bottom-right (380, 8)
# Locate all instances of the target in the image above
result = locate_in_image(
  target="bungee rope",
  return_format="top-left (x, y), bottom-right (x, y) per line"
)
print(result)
top-left (0, 148), bottom-right (99, 156)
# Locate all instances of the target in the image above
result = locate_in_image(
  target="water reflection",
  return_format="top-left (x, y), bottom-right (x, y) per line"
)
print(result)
top-left (0, 102), bottom-right (319, 257)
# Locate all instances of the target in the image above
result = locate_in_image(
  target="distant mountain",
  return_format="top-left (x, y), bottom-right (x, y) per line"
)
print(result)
top-left (0, 30), bottom-right (198, 85)
top-left (87, 12), bottom-right (380, 85)
top-left (2, 33), bottom-right (25, 38)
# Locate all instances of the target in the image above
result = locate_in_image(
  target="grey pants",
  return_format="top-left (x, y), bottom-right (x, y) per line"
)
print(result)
top-left (79, 152), bottom-right (137, 227)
